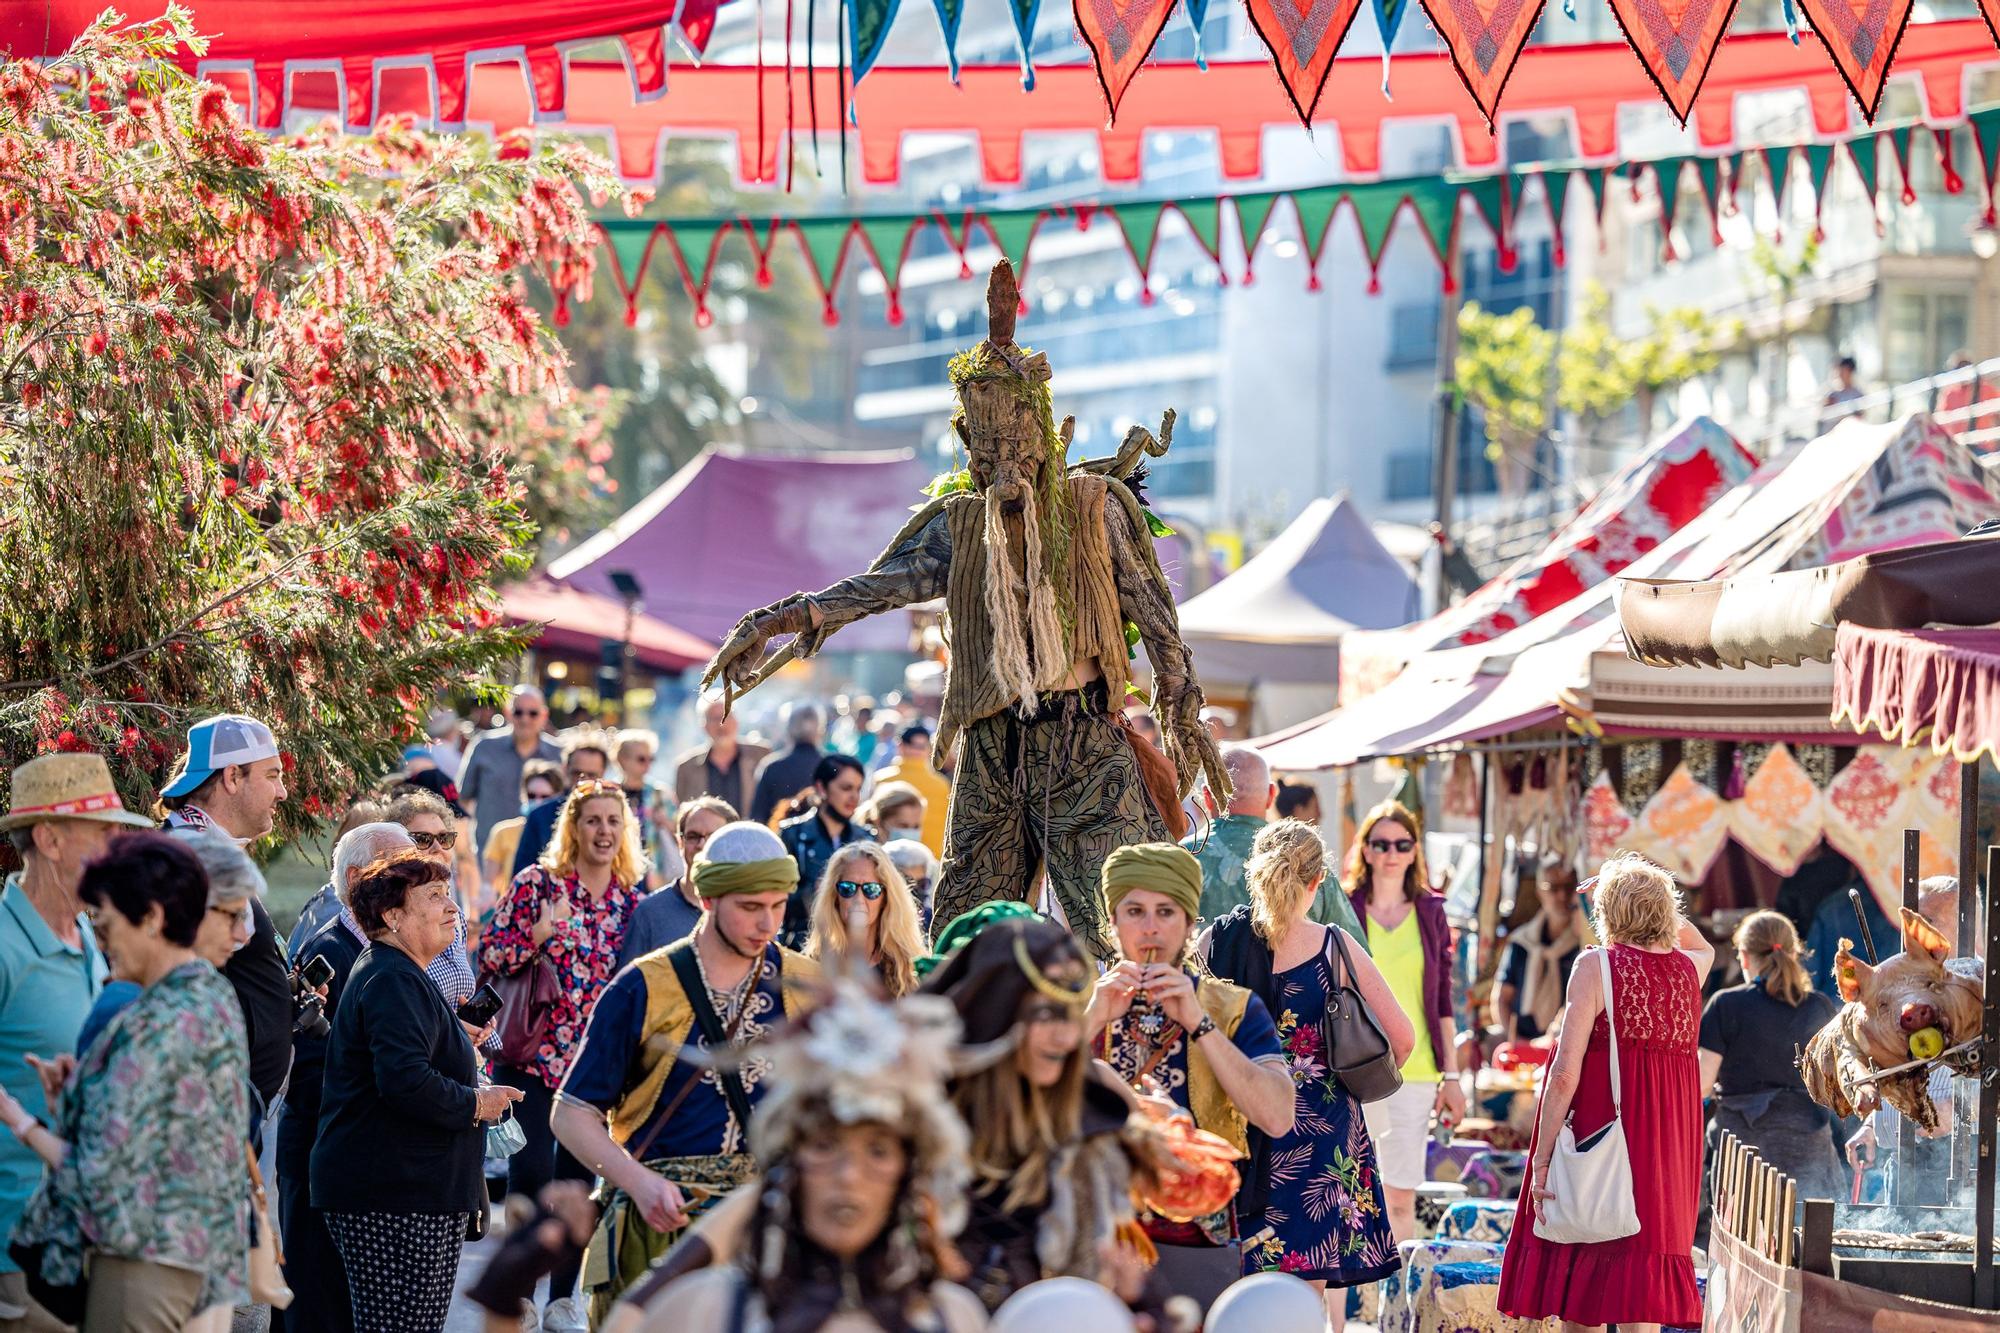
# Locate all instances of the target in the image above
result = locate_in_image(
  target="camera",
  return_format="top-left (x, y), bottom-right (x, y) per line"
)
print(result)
top-left (293, 954), bottom-right (334, 1039)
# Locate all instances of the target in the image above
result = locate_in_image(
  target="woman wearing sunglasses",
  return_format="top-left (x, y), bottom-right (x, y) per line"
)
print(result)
top-left (384, 787), bottom-right (482, 1011)
top-left (1342, 799), bottom-right (1463, 1246)
top-left (804, 843), bottom-right (927, 997)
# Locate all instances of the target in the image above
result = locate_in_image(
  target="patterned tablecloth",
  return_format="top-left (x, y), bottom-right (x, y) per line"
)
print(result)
top-left (1436, 1199), bottom-right (1516, 1244)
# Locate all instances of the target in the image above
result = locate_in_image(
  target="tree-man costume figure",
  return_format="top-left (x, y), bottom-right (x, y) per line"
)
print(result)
top-left (702, 261), bottom-right (1227, 960)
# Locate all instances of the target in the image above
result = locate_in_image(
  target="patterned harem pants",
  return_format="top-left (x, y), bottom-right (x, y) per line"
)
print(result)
top-left (935, 681), bottom-right (1168, 962)
top-left (324, 1211), bottom-right (466, 1333)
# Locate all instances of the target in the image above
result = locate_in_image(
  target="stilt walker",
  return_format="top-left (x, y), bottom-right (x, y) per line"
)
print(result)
top-left (702, 261), bottom-right (1228, 959)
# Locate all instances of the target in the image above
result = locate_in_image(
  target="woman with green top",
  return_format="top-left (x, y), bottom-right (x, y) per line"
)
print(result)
top-left (1342, 800), bottom-right (1463, 1244)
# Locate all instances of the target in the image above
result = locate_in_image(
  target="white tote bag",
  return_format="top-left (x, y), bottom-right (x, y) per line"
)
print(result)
top-left (1532, 948), bottom-right (1642, 1245)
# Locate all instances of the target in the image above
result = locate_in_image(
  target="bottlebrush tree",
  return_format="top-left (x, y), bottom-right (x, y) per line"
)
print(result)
top-left (0, 8), bottom-right (644, 838)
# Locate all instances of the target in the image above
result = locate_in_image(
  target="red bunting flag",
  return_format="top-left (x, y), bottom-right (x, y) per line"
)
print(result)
top-left (1241, 0), bottom-right (1367, 126)
top-left (1419, 0), bottom-right (1549, 129)
top-left (1076, 0), bottom-right (1185, 119)
top-left (1604, 0), bottom-right (1739, 125)
top-left (1792, 0), bottom-right (1915, 120)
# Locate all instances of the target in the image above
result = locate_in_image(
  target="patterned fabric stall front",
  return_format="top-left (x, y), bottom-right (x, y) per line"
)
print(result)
top-left (1583, 770), bottom-right (1637, 865)
top-left (1425, 1136), bottom-right (1486, 1184)
top-left (1821, 747), bottom-right (1955, 912)
top-left (1626, 762), bottom-right (1729, 882)
top-left (1379, 1239), bottom-right (1513, 1333)
top-left (1436, 1198), bottom-right (1517, 1244)
top-left (1459, 1149), bottom-right (1527, 1200)
top-left (1728, 744), bottom-right (1825, 875)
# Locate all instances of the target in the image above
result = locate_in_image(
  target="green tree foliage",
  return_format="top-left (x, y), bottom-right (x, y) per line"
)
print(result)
top-left (0, 9), bottom-right (637, 834)
top-left (1454, 303), bottom-right (1554, 492)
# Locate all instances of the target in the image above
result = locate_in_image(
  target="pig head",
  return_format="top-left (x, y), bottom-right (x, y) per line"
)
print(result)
top-left (1797, 908), bottom-right (1981, 1131)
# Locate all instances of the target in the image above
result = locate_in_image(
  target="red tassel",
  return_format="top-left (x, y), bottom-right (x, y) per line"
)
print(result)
top-left (958, 257), bottom-right (973, 280)
top-left (694, 301), bottom-right (714, 329)
top-left (1365, 271), bottom-right (1382, 295)
top-left (1440, 269), bottom-right (1457, 295)
top-left (1812, 223), bottom-right (1826, 243)
top-left (1075, 206), bottom-right (1093, 231)
top-left (755, 259), bottom-right (772, 288)
top-left (1307, 271), bottom-right (1322, 292)
top-left (1986, 203), bottom-right (1998, 228)
top-left (1217, 270), bottom-right (1229, 287)
top-left (886, 293), bottom-right (904, 325)
top-left (821, 298), bottom-right (840, 326)
top-left (1941, 134), bottom-right (1964, 194)
top-left (1140, 287), bottom-right (1155, 306)
top-left (1902, 184), bottom-right (1918, 206)
top-left (1498, 244), bottom-right (1518, 273)
top-left (1017, 297), bottom-right (1028, 316)
top-left (623, 303), bottom-right (640, 328)
top-left (552, 292), bottom-right (571, 326)
top-left (1241, 264), bottom-right (1255, 286)
top-left (1662, 234), bottom-right (1677, 262)
top-left (1552, 240), bottom-right (1566, 269)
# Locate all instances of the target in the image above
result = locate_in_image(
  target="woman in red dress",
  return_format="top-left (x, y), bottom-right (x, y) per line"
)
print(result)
top-left (1498, 853), bottom-right (1715, 1333)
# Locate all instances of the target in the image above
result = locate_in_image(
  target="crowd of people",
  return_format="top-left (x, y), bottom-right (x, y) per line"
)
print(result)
top-left (0, 686), bottom-right (1946, 1333)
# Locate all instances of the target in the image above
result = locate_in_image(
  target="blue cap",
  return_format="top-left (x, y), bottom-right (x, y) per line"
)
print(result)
top-left (162, 714), bottom-right (280, 800)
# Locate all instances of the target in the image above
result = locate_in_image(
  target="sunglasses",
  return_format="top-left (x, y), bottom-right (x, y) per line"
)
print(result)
top-left (682, 829), bottom-right (711, 848)
top-left (409, 830), bottom-right (458, 851)
top-left (1367, 838), bottom-right (1416, 855)
top-left (510, 708), bottom-right (545, 719)
top-left (834, 880), bottom-right (885, 901)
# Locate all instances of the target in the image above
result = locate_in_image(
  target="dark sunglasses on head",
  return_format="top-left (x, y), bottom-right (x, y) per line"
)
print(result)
top-left (1367, 837), bottom-right (1416, 854)
top-left (835, 880), bottom-right (885, 901)
top-left (410, 830), bottom-right (458, 851)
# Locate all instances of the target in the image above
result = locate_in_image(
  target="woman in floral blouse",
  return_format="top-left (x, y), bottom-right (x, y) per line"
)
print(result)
top-left (476, 779), bottom-right (646, 1331)
top-left (13, 832), bottom-right (249, 1331)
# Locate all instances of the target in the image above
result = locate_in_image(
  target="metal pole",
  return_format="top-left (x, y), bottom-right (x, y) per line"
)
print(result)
top-left (1976, 843), bottom-right (2000, 1308)
top-left (1429, 220), bottom-right (1464, 614)
top-left (1896, 828), bottom-right (1922, 1206)
top-left (1957, 762), bottom-right (1980, 1189)
top-left (1474, 751), bottom-right (1495, 954)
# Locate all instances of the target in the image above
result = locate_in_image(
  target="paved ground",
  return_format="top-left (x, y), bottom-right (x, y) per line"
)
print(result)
top-left (442, 1216), bottom-right (502, 1333)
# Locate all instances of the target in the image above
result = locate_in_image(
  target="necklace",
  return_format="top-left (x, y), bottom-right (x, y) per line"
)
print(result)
top-left (692, 936), bottom-right (761, 1031)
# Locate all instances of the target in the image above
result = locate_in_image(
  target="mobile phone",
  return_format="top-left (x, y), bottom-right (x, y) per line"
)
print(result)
top-left (299, 955), bottom-right (335, 989)
top-left (457, 982), bottom-right (503, 1029)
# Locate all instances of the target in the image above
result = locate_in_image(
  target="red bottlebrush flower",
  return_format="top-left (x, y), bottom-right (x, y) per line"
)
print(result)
top-left (118, 727), bottom-right (140, 756)
top-left (16, 290), bottom-right (40, 320)
top-left (84, 328), bottom-right (106, 356)
top-left (302, 795), bottom-right (326, 817)
top-left (54, 730), bottom-right (77, 750)
top-left (19, 381), bottom-right (41, 408)
top-left (280, 751), bottom-right (295, 773)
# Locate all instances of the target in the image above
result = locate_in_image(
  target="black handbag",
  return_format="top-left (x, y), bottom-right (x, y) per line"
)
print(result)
top-left (1322, 926), bottom-right (1405, 1104)
top-left (8, 1240), bottom-right (84, 1324)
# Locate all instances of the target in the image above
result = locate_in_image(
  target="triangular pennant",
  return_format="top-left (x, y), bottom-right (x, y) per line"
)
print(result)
top-left (1460, 176), bottom-right (1508, 260)
top-left (982, 210), bottom-right (1045, 290)
top-left (1764, 144), bottom-right (1797, 217)
top-left (1653, 156), bottom-right (1689, 257)
top-left (679, 0), bottom-right (724, 56)
top-left (1791, 0), bottom-right (1913, 121)
top-left (848, 0), bottom-right (903, 84)
top-left (929, 0), bottom-right (968, 79)
top-left (1975, 109), bottom-right (2000, 219)
top-left (1348, 184), bottom-right (1407, 292)
top-left (735, 217), bottom-right (784, 288)
top-left (793, 218), bottom-right (856, 323)
top-left (1693, 155), bottom-right (1723, 240)
top-left (857, 217), bottom-right (919, 323)
top-left (662, 220), bottom-right (732, 328)
top-left (1603, 0), bottom-right (1741, 126)
top-left (602, 222), bottom-right (661, 298)
top-left (1932, 127), bottom-right (1964, 196)
top-left (1417, 0), bottom-right (1549, 129)
top-left (1889, 124), bottom-right (1918, 203)
top-left (1804, 142), bottom-right (1837, 228)
top-left (1233, 191), bottom-right (1282, 283)
top-left (1537, 169), bottom-right (1572, 265)
top-left (1405, 180), bottom-right (1461, 289)
top-left (1848, 132), bottom-right (1884, 231)
top-left (1007, 0), bottom-right (1044, 88)
top-left (1582, 166), bottom-right (1612, 224)
top-left (1292, 187), bottom-right (1344, 281)
top-left (1242, 0), bottom-right (1367, 125)
top-left (1111, 202), bottom-right (1168, 292)
top-left (1076, 0), bottom-right (1182, 118)
top-left (1372, 0), bottom-right (1410, 91)
top-left (1175, 199), bottom-right (1224, 266)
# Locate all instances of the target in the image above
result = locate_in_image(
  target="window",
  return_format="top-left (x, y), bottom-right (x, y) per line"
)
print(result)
top-left (1884, 289), bottom-right (1971, 385)
top-left (1385, 301), bottom-right (1443, 369)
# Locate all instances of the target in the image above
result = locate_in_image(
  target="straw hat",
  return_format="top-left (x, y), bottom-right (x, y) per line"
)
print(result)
top-left (0, 754), bottom-right (153, 833)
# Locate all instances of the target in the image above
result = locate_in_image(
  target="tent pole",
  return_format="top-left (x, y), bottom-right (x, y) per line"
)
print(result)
top-left (1429, 219), bottom-right (1464, 615)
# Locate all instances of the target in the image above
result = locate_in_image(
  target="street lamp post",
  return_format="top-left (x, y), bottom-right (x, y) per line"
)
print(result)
top-left (606, 569), bottom-right (643, 725)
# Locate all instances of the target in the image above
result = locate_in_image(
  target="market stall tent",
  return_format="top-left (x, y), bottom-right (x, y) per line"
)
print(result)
top-left (499, 576), bottom-right (715, 672)
top-left (548, 446), bottom-right (931, 654)
top-left (1172, 496), bottom-right (1419, 732)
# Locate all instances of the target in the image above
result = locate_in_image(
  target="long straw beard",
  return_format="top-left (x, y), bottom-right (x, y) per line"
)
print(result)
top-left (983, 484), bottom-right (1068, 714)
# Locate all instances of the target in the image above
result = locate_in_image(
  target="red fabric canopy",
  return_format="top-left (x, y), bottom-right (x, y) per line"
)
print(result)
top-left (0, 0), bottom-right (681, 131)
top-left (1832, 623), bottom-right (2000, 764)
top-left (216, 19), bottom-right (2000, 184)
top-left (500, 576), bottom-right (714, 672)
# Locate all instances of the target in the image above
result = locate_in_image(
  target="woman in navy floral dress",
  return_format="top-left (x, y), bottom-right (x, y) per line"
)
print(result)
top-left (1204, 819), bottom-right (1411, 1328)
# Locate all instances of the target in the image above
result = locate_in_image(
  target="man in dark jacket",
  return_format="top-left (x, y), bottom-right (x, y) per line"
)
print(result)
top-left (775, 754), bottom-right (866, 949)
top-left (749, 701), bottom-right (826, 825)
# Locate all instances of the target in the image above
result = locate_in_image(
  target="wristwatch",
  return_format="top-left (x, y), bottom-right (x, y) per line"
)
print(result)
top-left (1189, 1014), bottom-right (1217, 1044)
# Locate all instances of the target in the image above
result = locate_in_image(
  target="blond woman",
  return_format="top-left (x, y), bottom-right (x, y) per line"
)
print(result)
top-left (1498, 853), bottom-right (1713, 1333)
top-left (475, 779), bottom-right (649, 1332)
top-left (805, 842), bottom-right (927, 996)
top-left (1202, 819), bottom-right (1411, 1328)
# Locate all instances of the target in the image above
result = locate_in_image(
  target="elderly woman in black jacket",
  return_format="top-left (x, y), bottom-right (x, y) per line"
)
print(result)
top-left (311, 851), bottom-right (523, 1333)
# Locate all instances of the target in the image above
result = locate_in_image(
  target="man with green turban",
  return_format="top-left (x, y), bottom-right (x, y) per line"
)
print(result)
top-left (552, 821), bottom-right (821, 1319)
top-left (1083, 843), bottom-right (1298, 1307)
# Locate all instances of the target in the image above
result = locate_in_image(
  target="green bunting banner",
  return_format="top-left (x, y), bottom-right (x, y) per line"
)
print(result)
top-left (583, 107), bottom-right (2000, 329)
